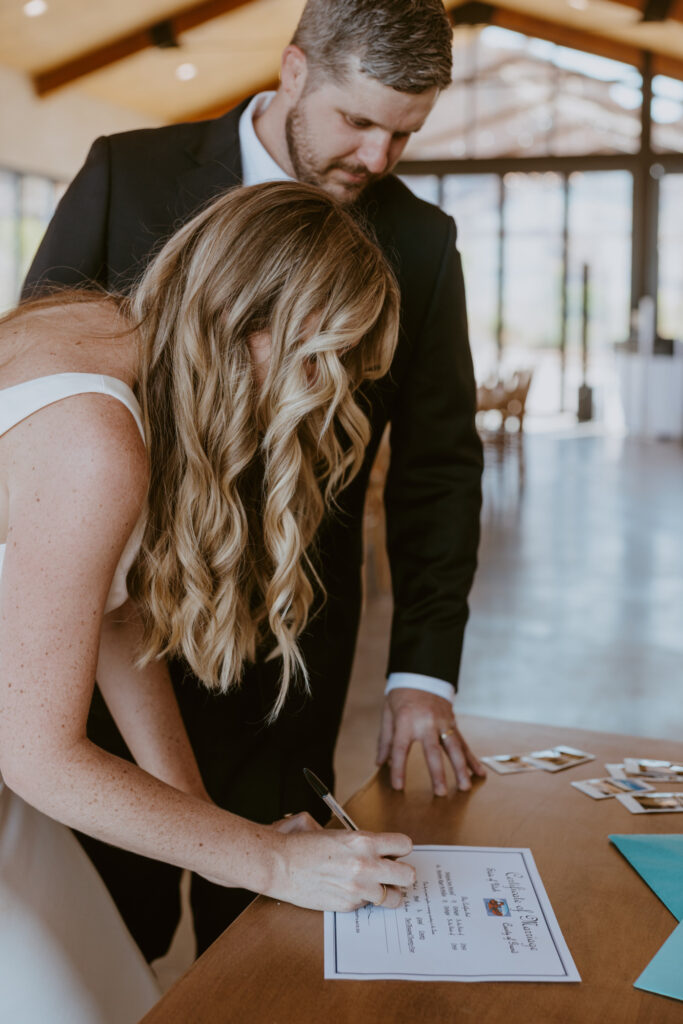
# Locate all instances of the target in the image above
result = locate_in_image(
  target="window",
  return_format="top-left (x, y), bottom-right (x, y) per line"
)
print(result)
top-left (651, 76), bottom-right (683, 154)
top-left (658, 175), bottom-right (683, 341)
top-left (405, 26), bottom-right (642, 161)
top-left (0, 168), bottom-right (63, 312)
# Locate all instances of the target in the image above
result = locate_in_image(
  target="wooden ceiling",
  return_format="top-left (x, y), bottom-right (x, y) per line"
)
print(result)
top-left (1, 0), bottom-right (683, 123)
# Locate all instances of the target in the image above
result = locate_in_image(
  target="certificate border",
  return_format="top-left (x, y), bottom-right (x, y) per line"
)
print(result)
top-left (331, 846), bottom-right (575, 980)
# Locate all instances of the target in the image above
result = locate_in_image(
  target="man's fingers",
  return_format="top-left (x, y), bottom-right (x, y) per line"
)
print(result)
top-left (375, 704), bottom-right (394, 766)
top-left (389, 724), bottom-right (414, 790)
top-left (423, 737), bottom-right (449, 797)
top-left (464, 742), bottom-right (488, 778)
top-left (441, 732), bottom-right (473, 791)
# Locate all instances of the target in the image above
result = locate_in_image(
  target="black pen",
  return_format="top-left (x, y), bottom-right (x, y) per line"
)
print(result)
top-left (303, 767), bottom-right (359, 831)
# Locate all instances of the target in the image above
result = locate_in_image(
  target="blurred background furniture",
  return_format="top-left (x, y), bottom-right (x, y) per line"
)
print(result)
top-left (476, 369), bottom-right (533, 434)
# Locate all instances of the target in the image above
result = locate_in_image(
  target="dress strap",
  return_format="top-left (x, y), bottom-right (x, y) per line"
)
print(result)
top-left (0, 373), bottom-right (144, 440)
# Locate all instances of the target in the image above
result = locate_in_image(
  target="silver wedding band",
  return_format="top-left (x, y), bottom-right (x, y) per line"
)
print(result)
top-left (374, 884), bottom-right (388, 907)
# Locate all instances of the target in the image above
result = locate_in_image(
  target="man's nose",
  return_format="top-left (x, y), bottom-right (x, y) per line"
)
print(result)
top-left (357, 131), bottom-right (392, 174)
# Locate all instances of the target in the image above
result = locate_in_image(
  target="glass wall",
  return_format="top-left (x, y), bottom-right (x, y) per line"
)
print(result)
top-left (651, 76), bottom-right (683, 154)
top-left (405, 167), bottom-right (633, 418)
top-left (0, 168), bottom-right (63, 312)
top-left (400, 24), bottom-right (683, 422)
top-left (407, 26), bottom-right (643, 161)
top-left (441, 175), bottom-right (500, 378)
top-left (658, 174), bottom-right (683, 341)
top-left (566, 170), bottom-right (632, 421)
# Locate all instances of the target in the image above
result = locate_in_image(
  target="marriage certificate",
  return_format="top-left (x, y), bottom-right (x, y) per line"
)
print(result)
top-left (324, 846), bottom-right (580, 982)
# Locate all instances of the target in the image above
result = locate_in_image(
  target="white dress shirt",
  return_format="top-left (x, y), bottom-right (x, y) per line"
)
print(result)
top-left (238, 93), bottom-right (456, 705)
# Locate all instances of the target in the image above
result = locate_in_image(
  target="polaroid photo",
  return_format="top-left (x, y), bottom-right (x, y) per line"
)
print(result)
top-left (523, 745), bottom-right (595, 772)
top-left (605, 763), bottom-right (627, 779)
top-left (616, 792), bottom-right (683, 814)
top-left (571, 777), bottom-right (654, 800)
top-left (481, 754), bottom-right (540, 775)
top-left (622, 758), bottom-right (683, 782)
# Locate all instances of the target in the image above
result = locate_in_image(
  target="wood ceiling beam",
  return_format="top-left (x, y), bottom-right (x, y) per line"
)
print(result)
top-left (33, 0), bottom-right (259, 96)
top-left (450, 3), bottom-right (683, 81)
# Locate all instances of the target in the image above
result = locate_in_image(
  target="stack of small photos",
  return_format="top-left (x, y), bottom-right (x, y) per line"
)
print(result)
top-left (482, 745), bottom-right (595, 775)
top-left (482, 749), bottom-right (683, 814)
top-left (605, 759), bottom-right (683, 815)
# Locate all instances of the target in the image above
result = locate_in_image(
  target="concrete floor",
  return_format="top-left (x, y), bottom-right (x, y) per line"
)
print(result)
top-left (334, 434), bottom-right (683, 801)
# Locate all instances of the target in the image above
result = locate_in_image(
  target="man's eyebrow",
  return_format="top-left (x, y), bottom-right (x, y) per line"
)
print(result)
top-left (338, 108), bottom-right (424, 134)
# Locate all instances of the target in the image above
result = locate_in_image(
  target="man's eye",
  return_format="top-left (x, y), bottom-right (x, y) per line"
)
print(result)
top-left (347, 117), bottom-right (371, 129)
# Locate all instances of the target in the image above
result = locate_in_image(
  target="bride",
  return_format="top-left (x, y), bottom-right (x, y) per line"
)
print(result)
top-left (0, 180), bottom-right (415, 1023)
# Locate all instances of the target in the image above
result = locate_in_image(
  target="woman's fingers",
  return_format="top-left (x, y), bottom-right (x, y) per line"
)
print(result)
top-left (377, 854), bottom-right (416, 890)
top-left (369, 884), bottom-right (404, 910)
top-left (346, 832), bottom-right (416, 897)
top-left (371, 831), bottom-right (413, 859)
top-left (272, 827), bottom-right (416, 912)
top-left (271, 811), bottom-right (323, 834)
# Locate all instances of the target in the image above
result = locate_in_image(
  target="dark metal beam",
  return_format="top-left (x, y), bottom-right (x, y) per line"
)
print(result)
top-left (608, 0), bottom-right (683, 22)
top-left (450, 2), bottom-right (495, 26)
top-left (398, 154), bottom-right (641, 175)
top-left (642, 0), bottom-right (676, 22)
top-left (630, 51), bottom-right (660, 314)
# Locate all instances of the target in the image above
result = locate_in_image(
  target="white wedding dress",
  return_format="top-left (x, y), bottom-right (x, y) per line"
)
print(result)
top-left (0, 374), bottom-right (161, 1023)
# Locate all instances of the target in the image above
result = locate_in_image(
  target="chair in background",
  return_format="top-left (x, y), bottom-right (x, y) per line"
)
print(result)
top-left (476, 368), bottom-right (533, 435)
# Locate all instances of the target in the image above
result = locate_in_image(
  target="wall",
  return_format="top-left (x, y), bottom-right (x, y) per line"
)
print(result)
top-left (0, 65), bottom-right (161, 183)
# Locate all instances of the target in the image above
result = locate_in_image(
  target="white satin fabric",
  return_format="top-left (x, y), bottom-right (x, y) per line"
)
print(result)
top-left (0, 374), bottom-right (160, 1022)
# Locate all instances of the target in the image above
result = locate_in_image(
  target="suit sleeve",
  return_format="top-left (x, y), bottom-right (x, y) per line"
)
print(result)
top-left (384, 216), bottom-right (483, 690)
top-left (22, 136), bottom-right (112, 297)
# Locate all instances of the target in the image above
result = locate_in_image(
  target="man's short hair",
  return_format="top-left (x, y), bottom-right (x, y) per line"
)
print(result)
top-left (291, 0), bottom-right (453, 94)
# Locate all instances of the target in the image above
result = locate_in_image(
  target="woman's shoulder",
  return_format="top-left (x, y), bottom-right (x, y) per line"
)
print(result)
top-left (0, 295), bottom-right (137, 389)
top-left (5, 387), bottom-right (148, 565)
top-left (1, 296), bottom-right (147, 518)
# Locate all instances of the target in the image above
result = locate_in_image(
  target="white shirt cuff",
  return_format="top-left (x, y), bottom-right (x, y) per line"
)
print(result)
top-left (385, 672), bottom-right (455, 703)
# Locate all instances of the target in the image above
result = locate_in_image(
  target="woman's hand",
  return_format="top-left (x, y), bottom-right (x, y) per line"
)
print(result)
top-left (269, 811), bottom-right (324, 834)
top-left (267, 828), bottom-right (415, 912)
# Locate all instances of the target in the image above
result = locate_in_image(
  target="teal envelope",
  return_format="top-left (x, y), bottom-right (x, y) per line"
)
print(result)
top-left (610, 834), bottom-right (683, 1003)
top-left (633, 922), bottom-right (683, 1003)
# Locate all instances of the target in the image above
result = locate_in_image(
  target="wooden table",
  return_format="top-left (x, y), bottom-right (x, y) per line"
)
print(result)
top-left (140, 716), bottom-right (683, 1024)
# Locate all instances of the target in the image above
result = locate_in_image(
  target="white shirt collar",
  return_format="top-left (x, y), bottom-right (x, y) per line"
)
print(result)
top-left (239, 92), bottom-right (293, 186)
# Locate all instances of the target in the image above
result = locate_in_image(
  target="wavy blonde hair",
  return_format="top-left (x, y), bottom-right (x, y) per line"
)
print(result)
top-left (126, 181), bottom-right (399, 718)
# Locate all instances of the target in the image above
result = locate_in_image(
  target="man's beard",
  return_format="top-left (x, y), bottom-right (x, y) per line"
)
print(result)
top-left (285, 105), bottom-right (381, 202)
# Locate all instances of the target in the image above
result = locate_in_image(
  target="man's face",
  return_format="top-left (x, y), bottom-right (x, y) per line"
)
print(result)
top-left (284, 59), bottom-right (438, 203)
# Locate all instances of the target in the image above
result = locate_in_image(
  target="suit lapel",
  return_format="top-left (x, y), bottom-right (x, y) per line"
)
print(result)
top-left (175, 100), bottom-right (250, 218)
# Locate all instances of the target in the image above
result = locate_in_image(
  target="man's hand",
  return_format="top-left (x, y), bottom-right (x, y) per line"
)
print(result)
top-left (376, 688), bottom-right (486, 796)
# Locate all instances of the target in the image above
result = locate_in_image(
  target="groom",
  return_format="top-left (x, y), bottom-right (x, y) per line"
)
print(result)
top-left (24, 0), bottom-right (484, 958)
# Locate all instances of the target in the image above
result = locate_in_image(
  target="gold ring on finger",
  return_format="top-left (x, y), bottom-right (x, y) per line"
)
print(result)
top-left (440, 728), bottom-right (455, 742)
top-left (374, 884), bottom-right (388, 907)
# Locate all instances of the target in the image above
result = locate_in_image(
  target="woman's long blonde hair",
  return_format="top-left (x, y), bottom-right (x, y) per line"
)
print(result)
top-left (126, 180), bottom-right (399, 718)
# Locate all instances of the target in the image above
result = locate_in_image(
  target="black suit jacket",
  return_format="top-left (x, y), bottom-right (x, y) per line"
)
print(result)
top-left (24, 102), bottom-right (482, 811)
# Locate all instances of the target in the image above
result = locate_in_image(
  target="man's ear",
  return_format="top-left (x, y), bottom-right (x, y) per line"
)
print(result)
top-left (280, 45), bottom-right (309, 102)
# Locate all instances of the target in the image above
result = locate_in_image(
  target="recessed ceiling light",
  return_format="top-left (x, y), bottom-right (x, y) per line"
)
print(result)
top-left (175, 62), bottom-right (197, 82)
top-left (23, 0), bottom-right (48, 16)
